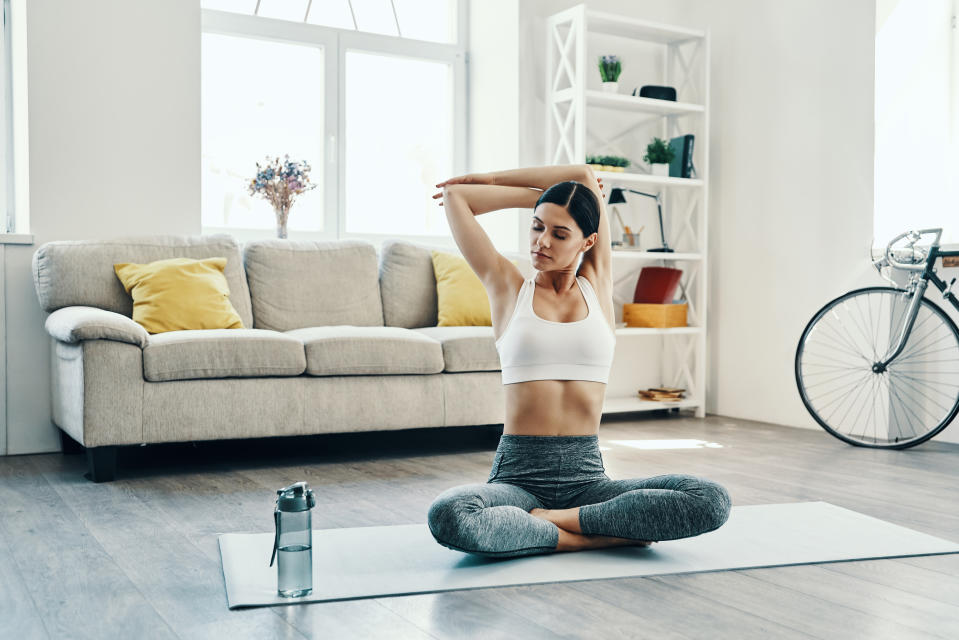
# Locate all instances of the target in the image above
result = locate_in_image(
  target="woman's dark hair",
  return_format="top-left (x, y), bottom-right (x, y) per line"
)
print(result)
top-left (533, 180), bottom-right (600, 239)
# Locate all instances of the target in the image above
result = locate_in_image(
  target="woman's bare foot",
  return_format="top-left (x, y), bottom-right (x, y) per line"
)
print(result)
top-left (529, 507), bottom-right (654, 551)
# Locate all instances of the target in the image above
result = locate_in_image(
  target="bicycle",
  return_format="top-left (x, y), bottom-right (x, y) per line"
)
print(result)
top-left (795, 228), bottom-right (959, 448)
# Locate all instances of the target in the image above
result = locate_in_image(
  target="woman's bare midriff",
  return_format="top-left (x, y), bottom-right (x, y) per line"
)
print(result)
top-left (503, 379), bottom-right (606, 436)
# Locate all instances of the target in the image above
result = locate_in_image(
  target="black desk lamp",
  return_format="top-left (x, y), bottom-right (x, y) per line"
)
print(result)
top-left (608, 187), bottom-right (673, 252)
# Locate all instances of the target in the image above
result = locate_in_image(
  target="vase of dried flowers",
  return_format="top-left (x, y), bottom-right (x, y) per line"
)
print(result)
top-left (248, 154), bottom-right (317, 239)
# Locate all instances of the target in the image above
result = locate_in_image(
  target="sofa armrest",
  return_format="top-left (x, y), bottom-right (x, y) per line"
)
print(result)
top-left (45, 305), bottom-right (149, 348)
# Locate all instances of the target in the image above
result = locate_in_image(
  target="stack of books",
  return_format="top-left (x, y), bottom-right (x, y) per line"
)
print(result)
top-left (638, 387), bottom-right (685, 402)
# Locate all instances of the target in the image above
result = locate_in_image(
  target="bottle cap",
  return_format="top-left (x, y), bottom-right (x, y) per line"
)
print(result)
top-left (276, 481), bottom-right (316, 512)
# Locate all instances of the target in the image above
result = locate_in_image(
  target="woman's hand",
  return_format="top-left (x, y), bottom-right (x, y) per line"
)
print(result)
top-left (432, 172), bottom-right (496, 206)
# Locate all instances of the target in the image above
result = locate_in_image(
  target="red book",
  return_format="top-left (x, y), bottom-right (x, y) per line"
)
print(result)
top-left (633, 267), bottom-right (683, 304)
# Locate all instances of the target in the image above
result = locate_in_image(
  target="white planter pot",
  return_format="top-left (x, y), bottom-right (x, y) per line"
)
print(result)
top-left (651, 163), bottom-right (669, 177)
top-left (601, 81), bottom-right (619, 93)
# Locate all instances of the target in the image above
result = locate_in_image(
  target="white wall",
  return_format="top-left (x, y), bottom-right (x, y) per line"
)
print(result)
top-left (3, 0), bottom-right (200, 454)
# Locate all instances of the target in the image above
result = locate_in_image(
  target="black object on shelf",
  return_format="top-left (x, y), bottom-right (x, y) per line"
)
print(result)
top-left (668, 135), bottom-right (695, 179)
top-left (609, 187), bottom-right (673, 253)
top-left (635, 85), bottom-right (677, 101)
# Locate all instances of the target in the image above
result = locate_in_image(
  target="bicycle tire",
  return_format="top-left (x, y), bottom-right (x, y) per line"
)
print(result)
top-left (795, 286), bottom-right (959, 449)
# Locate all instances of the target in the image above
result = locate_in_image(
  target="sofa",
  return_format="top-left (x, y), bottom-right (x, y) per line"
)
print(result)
top-left (32, 234), bottom-right (509, 482)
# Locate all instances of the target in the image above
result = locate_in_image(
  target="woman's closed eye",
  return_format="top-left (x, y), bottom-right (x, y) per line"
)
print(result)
top-left (533, 225), bottom-right (566, 239)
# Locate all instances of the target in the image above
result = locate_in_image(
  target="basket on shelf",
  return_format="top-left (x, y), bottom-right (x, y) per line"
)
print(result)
top-left (623, 303), bottom-right (688, 328)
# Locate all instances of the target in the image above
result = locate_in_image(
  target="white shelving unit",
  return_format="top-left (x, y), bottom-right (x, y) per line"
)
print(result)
top-left (544, 4), bottom-right (710, 418)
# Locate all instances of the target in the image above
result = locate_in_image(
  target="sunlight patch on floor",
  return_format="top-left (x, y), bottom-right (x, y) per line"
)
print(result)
top-left (601, 439), bottom-right (725, 450)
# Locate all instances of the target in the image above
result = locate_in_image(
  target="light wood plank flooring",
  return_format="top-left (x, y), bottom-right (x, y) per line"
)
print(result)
top-left (1, 412), bottom-right (957, 640)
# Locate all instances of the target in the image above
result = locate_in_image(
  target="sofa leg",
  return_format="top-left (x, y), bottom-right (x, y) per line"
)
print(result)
top-left (58, 428), bottom-right (85, 455)
top-left (85, 446), bottom-right (118, 483)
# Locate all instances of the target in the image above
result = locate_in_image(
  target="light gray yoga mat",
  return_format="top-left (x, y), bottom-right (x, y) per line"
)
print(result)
top-left (218, 501), bottom-right (959, 608)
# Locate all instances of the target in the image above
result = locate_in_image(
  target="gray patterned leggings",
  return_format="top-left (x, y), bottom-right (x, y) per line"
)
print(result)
top-left (427, 434), bottom-right (732, 558)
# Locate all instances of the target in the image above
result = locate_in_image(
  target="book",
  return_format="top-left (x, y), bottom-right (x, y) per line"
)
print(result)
top-left (668, 134), bottom-right (695, 179)
top-left (633, 266), bottom-right (684, 304)
top-left (638, 387), bottom-right (685, 401)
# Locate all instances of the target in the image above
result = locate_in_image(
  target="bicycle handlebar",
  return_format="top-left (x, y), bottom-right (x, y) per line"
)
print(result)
top-left (884, 228), bottom-right (943, 272)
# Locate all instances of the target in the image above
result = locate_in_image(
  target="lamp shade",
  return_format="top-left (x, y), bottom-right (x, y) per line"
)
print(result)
top-left (608, 187), bottom-right (628, 204)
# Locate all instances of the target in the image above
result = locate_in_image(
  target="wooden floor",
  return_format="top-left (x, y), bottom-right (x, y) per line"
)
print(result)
top-left (1, 412), bottom-right (958, 640)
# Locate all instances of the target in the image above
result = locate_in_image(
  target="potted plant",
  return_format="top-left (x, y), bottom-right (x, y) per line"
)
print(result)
top-left (587, 154), bottom-right (630, 173)
top-left (598, 55), bottom-right (621, 93)
top-left (643, 138), bottom-right (675, 177)
top-left (248, 154), bottom-right (317, 239)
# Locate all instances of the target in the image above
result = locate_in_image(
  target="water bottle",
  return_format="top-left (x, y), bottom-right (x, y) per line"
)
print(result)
top-left (269, 481), bottom-right (316, 597)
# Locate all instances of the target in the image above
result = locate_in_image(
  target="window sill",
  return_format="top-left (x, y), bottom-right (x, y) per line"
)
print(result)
top-left (0, 233), bottom-right (33, 245)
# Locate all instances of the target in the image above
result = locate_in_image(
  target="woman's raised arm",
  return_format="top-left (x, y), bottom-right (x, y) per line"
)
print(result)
top-left (435, 184), bottom-right (542, 215)
top-left (491, 164), bottom-right (590, 190)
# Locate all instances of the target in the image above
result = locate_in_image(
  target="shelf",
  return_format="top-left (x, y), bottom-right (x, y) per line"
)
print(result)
top-left (593, 170), bottom-right (703, 188)
top-left (547, 4), bottom-right (708, 420)
top-left (581, 89), bottom-right (704, 116)
top-left (610, 251), bottom-right (702, 261)
top-left (603, 395), bottom-right (699, 414)
top-left (614, 326), bottom-right (701, 336)
top-left (585, 9), bottom-right (705, 43)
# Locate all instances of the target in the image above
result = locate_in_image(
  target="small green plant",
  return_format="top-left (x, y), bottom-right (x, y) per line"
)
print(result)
top-left (643, 138), bottom-right (675, 165)
top-left (586, 154), bottom-right (630, 168)
top-left (598, 55), bottom-right (621, 82)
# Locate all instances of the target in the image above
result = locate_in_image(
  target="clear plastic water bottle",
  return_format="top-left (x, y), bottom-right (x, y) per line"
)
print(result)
top-left (269, 481), bottom-right (316, 598)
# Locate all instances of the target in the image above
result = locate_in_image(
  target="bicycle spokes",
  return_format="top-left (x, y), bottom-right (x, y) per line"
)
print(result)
top-left (796, 288), bottom-right (959, 448)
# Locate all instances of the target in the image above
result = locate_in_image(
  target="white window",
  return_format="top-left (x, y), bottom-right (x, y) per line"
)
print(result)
top-left (874, 0), bottom-right (958, 247)
top-left (200, 0), bottom-right (466, 244)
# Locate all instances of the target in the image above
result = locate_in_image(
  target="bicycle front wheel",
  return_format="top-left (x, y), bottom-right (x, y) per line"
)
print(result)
top-left (795, 286), bottom-right (959, 448)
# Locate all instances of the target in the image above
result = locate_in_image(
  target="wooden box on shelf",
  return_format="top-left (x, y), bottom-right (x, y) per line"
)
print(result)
top-left (623, 303), bottom-right (688, 328)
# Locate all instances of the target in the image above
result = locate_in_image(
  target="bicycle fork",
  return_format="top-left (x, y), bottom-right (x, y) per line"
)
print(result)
top-left (875, 279), bottom-right (929, 372)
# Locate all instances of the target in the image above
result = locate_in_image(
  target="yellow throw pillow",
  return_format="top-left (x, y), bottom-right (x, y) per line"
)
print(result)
top-left (431, 250), bottom-right (518, 327)
top-left (113, 257), bottom-right (244, 334)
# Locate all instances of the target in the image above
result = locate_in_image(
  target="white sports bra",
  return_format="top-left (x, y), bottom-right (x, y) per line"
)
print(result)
top-left (494, 275), bottom-right (616, 385)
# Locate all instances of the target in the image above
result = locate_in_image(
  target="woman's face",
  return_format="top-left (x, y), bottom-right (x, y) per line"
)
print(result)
top-left (530, 203), bottom-right (593, 270)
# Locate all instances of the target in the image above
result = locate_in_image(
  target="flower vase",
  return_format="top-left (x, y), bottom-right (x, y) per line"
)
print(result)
top-left (275, 206), bottom-right (290, 239)
top-left (651, 163), bottom-right (669, 177)
top-left (601, 81), bottom-right (619, 93)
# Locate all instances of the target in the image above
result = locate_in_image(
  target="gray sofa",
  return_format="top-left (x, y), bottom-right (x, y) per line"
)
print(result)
top-left (32, 234), bottom-right (507, 482)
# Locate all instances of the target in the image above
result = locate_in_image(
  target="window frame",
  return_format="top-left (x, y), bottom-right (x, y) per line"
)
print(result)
top-left (200, 4), bottom-right (469, 247)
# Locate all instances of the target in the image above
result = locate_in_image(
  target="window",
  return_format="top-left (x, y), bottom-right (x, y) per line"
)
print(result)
top-left (344, 50), bottom-right (453, 236)
top-left (201, 33), bottom-right (325, 232)
top-left (200, 1), bottom-right (465, 243)
top-left (201, 0), bottom-right (457, 44)
top-left (874, 0), bottom-right (958, 247)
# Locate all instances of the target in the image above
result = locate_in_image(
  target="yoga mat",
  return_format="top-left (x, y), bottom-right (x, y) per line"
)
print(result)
top-left (217, 501), bottom-right (959, 608)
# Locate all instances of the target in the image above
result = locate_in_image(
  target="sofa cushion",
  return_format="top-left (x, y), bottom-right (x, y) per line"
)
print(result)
top-left (113, 257), bottom-right (245, 333)
top-left (32, 234), bottom-right (254, 329)
top-left (244, 239), bottom-right (384, 331)
top-left (142, 329), bottom-right (306, 382)
top-left (378, 240), bottom-right (438, 328)
top-left (411, 326), bottom-right (501, 372)
top-left (285, 326), bottom-right (444, 376)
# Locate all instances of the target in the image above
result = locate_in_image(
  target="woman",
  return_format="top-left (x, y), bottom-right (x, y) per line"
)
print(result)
top-left (425, 164), bottom-right (731, 558)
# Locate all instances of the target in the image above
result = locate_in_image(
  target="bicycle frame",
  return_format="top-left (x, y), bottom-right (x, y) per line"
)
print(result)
top-left (879, 229), bottom-right (959, 370)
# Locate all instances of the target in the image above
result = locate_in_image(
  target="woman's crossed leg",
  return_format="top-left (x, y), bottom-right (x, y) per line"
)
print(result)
top-left (427, 473), bottom-right (731, 558)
